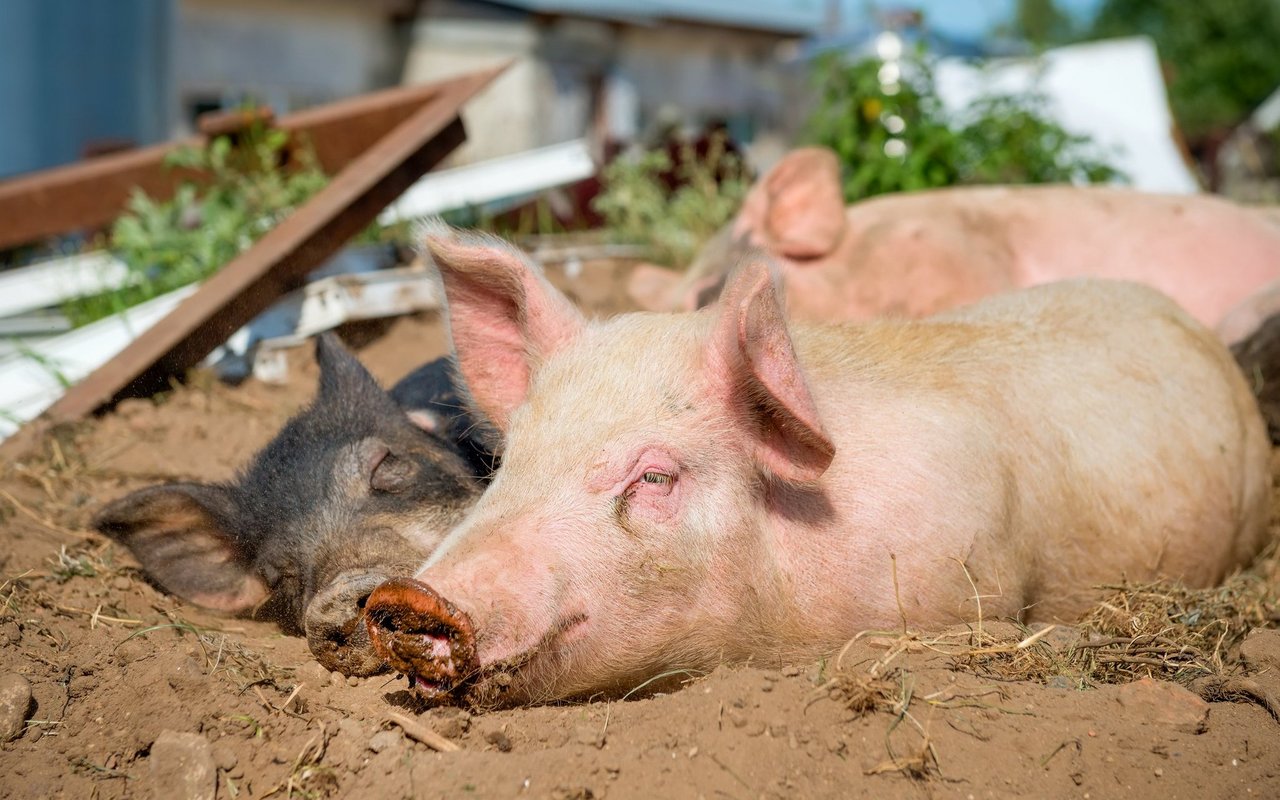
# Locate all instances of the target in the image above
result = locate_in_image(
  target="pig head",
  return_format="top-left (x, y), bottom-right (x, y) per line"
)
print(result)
top-left (629, 146), bottom-right (1280, 344)
top-left (95, 335), bottom-right (488, 675)
top-left (366, 224), bottom-right (1269, 708)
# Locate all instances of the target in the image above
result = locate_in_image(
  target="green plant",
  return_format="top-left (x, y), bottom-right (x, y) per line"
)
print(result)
top-left (804, 52), bottom-right (1124, 203)
top-left (955, 93), bottom-right (1122, 185)
top-left (994, 0), bottom-right (1076, 49)
top-left (64, 122), bottom-right (392, 327)
top-left (592, 136), bottom-right (750, 268)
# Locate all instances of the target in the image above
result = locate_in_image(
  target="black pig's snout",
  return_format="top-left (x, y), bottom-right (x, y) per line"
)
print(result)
top-left (304, 569), bottom-right (394, 677)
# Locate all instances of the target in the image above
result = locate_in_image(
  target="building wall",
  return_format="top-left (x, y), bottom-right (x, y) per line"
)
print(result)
top-left (402, 18), bottom-right (549, 164)
top-left (404, 12), bottom-right (800, 164)
top-left (175, 0), bottom-right (397, 131)
top-left (614, 25), bottom-right (791, 144)
top-left (0, 0), bottom-right (174, 179)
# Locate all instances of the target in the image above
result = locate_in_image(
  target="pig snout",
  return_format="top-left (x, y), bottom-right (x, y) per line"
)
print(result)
top-left (364, 577), bottom-right (479, 703)
top-left (304, 569), bottom-right (394, 676)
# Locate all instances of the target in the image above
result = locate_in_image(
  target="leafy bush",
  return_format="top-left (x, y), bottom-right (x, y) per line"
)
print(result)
top-left (592, 136), bottom-right (750, 268)
top-left (805, 53), bottom-right (1124, 203)
top-left (65, 124), bottom-right (370, 326)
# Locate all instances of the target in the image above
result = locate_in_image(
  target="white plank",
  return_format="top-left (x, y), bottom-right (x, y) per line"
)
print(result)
top-left (379, 138), bottom-right (596, 224)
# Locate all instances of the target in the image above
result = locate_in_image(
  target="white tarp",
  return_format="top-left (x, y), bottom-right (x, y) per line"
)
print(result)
top-left (0, 286), bottom-right (196, 440)
top-left (935, 36), bottom-right (1201, 194)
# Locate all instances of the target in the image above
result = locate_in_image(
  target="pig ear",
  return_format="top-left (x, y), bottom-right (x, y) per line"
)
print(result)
top-left (708, 257), bottom-right (835, 482)
top-left (736, 148), bottom-right (846, 260)
top-left (420, 221), bottom-right (585, 431)
top-left (314, 332), bottom-right (384, 402)
top-left (403, 408), bottom-right (444, 434)
top-left (93, 485), bottom-right (269, 614)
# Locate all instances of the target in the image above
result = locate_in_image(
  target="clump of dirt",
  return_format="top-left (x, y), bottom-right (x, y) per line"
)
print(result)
top-left (2, 259), bottom-right (1280, 798)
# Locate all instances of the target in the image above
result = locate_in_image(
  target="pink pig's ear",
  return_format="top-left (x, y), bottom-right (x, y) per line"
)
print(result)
top-left (421, 221), bottom-right (585, 431)
top-left (708, 256), bottom-right (835, 482)
top-left (735, 148), bottom-right (846, 260)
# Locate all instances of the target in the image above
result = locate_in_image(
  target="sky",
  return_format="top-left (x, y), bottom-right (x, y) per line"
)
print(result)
top-left (842, 0), bottom-right (1106, 39)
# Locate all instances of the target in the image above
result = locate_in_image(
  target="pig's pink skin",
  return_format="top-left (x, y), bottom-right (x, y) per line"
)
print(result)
top-left (418, 224), bottom-right (1270, 704)
top-left (651, 147), bottom-right (1280, 343)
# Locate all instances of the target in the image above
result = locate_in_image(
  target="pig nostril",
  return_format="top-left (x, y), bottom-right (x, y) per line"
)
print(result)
top-left (363, 577), bottom-right (480, 702)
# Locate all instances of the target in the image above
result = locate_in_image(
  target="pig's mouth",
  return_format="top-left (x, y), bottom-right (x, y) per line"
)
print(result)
top-left (363, 577), bottom-right (480, 703)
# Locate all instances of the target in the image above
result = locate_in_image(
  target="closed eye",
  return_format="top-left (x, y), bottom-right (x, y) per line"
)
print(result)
top-left (625, 470), bottom-right (676, 501)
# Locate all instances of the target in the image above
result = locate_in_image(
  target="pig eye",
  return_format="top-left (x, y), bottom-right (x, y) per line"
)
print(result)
top-left (625, 470), bottom-right (675, 499)
top-left (370, 453), bottom-right (416, 493)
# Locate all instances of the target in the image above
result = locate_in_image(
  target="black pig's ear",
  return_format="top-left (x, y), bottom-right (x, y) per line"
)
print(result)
top-left (403, 408), bottom-right (446, 434)
top-left (94, 484), bottom-right (269, 614)
top-left (314, 332), bottom-right (384, 404)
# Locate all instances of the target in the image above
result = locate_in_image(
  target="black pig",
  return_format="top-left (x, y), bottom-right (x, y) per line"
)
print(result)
top-left (94, 334), bottom-right (492, 675)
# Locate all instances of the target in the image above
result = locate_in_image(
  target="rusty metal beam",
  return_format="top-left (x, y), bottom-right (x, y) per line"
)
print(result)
top-left (0, 72), bottom-right (488, 250)
top-left (43, 65), bottom-right (503, 421)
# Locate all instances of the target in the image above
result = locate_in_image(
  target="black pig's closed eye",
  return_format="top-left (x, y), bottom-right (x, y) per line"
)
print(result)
top-left (371, 453), bottom-right (416, 493)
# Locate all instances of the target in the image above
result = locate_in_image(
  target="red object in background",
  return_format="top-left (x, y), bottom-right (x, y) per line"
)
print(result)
top-left (487, 121), bottom-right (749, 233)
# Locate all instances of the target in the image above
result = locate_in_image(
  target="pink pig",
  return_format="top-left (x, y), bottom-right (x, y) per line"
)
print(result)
top-left (628, 147), bottom-right (1280, 344)
top-left (364, 224), bottom-right (1270, 706)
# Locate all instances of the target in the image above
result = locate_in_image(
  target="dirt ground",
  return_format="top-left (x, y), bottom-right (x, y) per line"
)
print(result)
top-left (3, 259), bottom-right (1280, 799)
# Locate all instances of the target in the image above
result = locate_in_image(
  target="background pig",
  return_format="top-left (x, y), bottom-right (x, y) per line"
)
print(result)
top-left (628, 147), bottom-right (1280, 345)
top-left (1232, 311), bottom-right (1280, 440)
top-left (364, 228), bottom-right (1270, 708)
top-left (95, 334), bottom-right (492, 676)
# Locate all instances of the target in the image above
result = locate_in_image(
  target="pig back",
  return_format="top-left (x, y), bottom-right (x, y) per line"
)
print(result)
top-left (939, 278), bottom-right (1271, 615)
top-left (790, 277), bottom-right (1270, 628)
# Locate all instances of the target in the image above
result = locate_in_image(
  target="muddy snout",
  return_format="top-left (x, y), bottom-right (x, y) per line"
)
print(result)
top-left (304, 569), bottom-right (396, 677)
top-left (364, 577), bottom-right (479, 703)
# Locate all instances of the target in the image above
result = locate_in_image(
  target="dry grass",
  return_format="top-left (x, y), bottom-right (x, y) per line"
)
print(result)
top-left (945, 541), bottom-right (1280, 696)
top-left (814, 636), bottom-right (942, 781)
top-left (261, 731), bottom-right (337, 800)
top-left (814, 547), bottom-right (1280, 783)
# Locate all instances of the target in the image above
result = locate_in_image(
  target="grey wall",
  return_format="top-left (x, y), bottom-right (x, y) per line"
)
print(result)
top-left (0, 0), bottom-right (175, 179)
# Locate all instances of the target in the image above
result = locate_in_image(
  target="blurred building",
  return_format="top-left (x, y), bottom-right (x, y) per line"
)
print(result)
top-left (0, 0), bottom-right (175, 178)
top-left (0, 0), bottom-right (825, 178)
top-left (174, 0), bottom-right (413, 124)
top-left (403, 1), bottom-right (825, 164)
top-left (0, 0), bottom-right (417, 179)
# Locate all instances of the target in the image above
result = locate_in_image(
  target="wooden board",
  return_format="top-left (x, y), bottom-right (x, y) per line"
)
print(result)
top-left (0, 71), bottom-right (491, 250)
top-left (42, 65), bottom-right (504, 421)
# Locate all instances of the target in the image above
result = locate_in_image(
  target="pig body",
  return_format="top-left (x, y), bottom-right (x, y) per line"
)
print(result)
top-left (631, 148), bottom-right (1280, 344)
top-left (95, 335), bottom-right (493, 675)
top-left (365, 228), bottom-right (1270, 707)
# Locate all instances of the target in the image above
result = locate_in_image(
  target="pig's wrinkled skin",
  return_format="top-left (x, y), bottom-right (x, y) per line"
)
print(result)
top-left (95, 334), bottom-right (492, 676)
top-left (364, 225), bottom-right (1270, 707)
top-left (628, 147), bottom-right (1280, 344)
